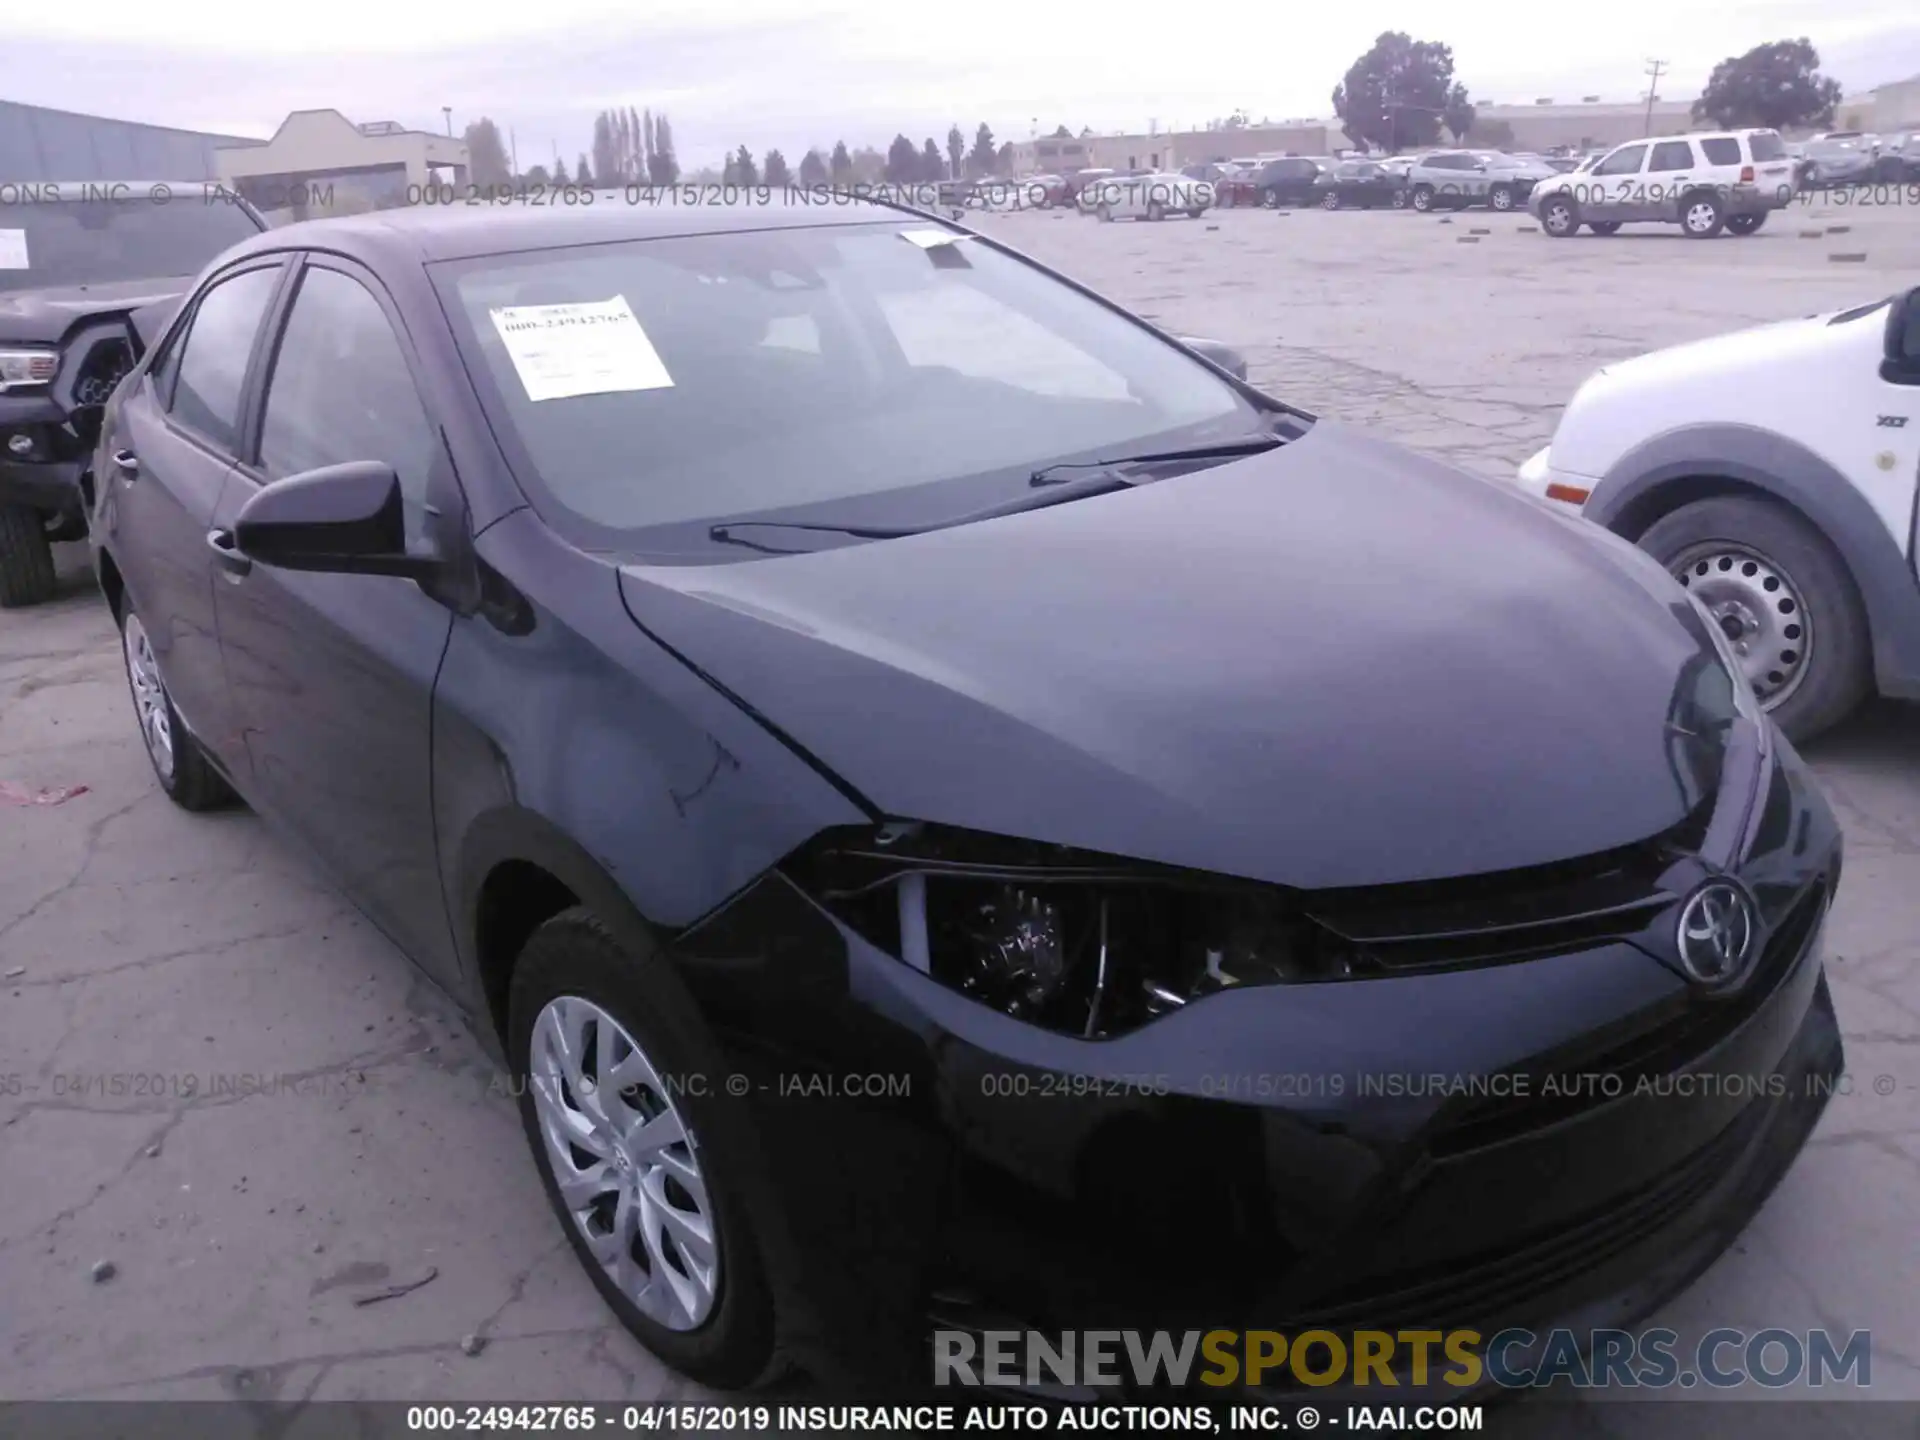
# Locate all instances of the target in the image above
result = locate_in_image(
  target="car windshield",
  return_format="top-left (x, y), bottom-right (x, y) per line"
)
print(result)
top-left (0, 194), bottom-right (260, 293)
top-left (438, 221), bottom-right (1266, 548)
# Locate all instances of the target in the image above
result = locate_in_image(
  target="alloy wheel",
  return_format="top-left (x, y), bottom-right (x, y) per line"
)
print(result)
top-left (1671, 543), bottom-right (1812, 707)
top-left (123, 612), bottom-right (176, 782)
top-left (1321, 190), bottom-right (1339, 209)
top-left (529, 995), bottom-right (720, 1331)
top-left (1684, 200), bottom-right (1719, 235)
top-left (1543, 200), bottom-right (1576, 235)
top-left (1490, 187), bottom-right (1514, 211)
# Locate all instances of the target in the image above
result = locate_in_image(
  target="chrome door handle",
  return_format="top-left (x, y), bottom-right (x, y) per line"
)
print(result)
top-left (111, 448), bottom-right (139, 476)
top-left (206, 528), bottom-right (252, 580)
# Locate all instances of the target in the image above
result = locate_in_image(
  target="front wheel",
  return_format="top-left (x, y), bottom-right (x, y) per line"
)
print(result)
top-left (1262, 188), bottom-right (1280, 209)
top-left (0, 502), bottom-right (58, 608)
top-left (1488, 184), bottom-right (1515, 211)
top-left (1726, 212), bottom-right (1766, 236)
top-left (1639, 496), bottom-right (1872, 743)
top-left (1146, 200), bottom-right (1165, 222)
top-left (1390, 188), bottom-right (1408, 209)
top-left (1539, 195), bottom-right (1580, 236)
top-left (1410, 185), bottom-right (1435, 212)
top-left (1097, 202), bottom-right (1113, 222)
top-left (510, 908), bottom-right (783, 1388)
top-left (1320, 189), bottom-right (1339, 210)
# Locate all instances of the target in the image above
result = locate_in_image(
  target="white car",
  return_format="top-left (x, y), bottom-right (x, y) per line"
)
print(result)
top-left (1513, 285), bottom-right (1920, 741)
top-left (1085, 172), bottom-right (1213, 221)
top-left (1529, 128), bottom-right (1796, 238)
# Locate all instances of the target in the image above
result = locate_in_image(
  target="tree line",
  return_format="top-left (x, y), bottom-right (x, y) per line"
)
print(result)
top-left (458, 35), bottom-right (1846, 196)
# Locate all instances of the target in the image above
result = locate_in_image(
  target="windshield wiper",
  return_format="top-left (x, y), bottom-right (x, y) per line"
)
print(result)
top-left (1027, 434), bottom-right (1285, 486)
top-left (708, 471), bottom-right (1140, 552)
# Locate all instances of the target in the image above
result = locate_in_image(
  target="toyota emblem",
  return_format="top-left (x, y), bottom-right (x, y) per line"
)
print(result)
top-left (1675, 881), bottom-right (1757, 987)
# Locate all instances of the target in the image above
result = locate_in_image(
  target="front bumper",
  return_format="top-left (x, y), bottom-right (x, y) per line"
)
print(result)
top-left (666, 738), bottom-right (1844, 1390)
top-left (1515, 445), bottom-right (1595, 507)
top-left (0, 456), bottom-right (85, 516)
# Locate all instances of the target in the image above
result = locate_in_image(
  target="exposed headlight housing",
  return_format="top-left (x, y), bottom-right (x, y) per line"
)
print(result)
top-left (786, 823), bottom-right (1368, 1038)
top-left (1686, 590), bottom-right (1767, 728)
top-left (0, 348), bottom-right (58, 392)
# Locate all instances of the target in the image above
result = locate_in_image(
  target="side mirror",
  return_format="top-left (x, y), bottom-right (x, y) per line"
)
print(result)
top-left (1175, 335), bottom-right (1250, 381)
top-left (1885, 288), bottom-right (1920, 383)
top-left (233, 461), bottom-right (435, 578)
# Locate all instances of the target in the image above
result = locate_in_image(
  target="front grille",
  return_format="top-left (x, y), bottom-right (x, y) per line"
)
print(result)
top-left (1431, 880), bottom-right (1827, 1156)
top-left (1306, 805), bottom-right (1710, 974)
top-left (1289, 1099), bottom-right (1763, 1335)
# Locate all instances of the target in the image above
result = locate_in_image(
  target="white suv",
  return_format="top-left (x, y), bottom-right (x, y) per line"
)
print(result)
top-left (1529, 129), bottom-right (1796, 238)
top-left (1512, 286), bottom-right (1920, 741)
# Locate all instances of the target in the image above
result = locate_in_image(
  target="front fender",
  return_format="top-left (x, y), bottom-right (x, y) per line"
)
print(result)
top-left (1588, 422), bottom-right (1920, 699)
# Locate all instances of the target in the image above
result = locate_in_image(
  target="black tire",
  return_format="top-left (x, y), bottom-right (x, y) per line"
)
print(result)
top-left (118, 601), bottom-right (234, 811)
top-left (1587, 221), bottom-right (1622, 235)
top-left (1146, 200), bottom-right (1165, 222)
top-left (1680, 190), bottom-right (1725, 238)
top-left (1540, 194), bottom-right (1580, 236)
top-left (0, 502), bottom-right (58, 609)
top-left (1186, 206), bottom-right (1203, 219)
top-left (1488, 184), bottom-right (1515, 211)
top-left (509, 908), bottom-right (783, 1389)
top-left (1726, 212), bottom-right (1766, 236)
top-left (1262, 187), bottom-right (1280, 209)
top-left (1410, 184), bottom-right (1435, 212)
top-left (1390, 188), bottom-right (1408, 209)
top-left (1637, 496), bottom-right (1872, 743)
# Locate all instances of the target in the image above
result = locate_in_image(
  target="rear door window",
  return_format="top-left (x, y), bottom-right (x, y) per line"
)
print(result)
top-left (166, 265), bottom-right (281, 453)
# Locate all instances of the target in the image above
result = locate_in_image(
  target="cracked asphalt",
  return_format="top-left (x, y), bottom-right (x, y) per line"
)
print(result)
top-left (1, 197), bottom-right (1917, 1429)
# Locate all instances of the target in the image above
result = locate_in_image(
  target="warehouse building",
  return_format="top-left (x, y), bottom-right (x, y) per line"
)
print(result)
top-left (0, 98), bottom-right (259, 183)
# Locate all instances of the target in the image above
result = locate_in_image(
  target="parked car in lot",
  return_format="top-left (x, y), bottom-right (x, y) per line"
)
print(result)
top-left (91, 195), bottom-right (1845, 1394)
top-left (1405, 150), bottom-right (1557, 212)
top-left (1021, 173), bottom-right (1071, 208)
top-left (0, 181), bottom-right (267, 606)
top-left (1210, 165), bottom-right (1263, 207)
top-left (1248, 156), bottom-right (1328, 207)
top-left (1802, 134), bottom-right (1876, 187)
top-left (1515, 285), bottom-right (1920, 741)
top-left (1311, 158), bottom-right (1408, 209)
top-left (1530, 129), bottom-right (1796, 239)
top-left (1087, 171), bottom-right (1212, 221)
top-left (1067, 167), bottom-right (1116, 209)
top-left (1872, 135), bottom-right (1920, 182)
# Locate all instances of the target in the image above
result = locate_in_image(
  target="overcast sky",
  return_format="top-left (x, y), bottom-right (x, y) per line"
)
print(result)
top-left (10, 0), bottom-right (1920, 169)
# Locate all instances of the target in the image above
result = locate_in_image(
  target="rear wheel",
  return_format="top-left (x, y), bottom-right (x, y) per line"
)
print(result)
top-left (120, 605), bottom-right (234, 810)
top-left (1320, 189), bottom-right (1340, 210)
top-left (1146, 200), bottom-right (1165, 222)
top-left (1262, 187), bottom-right (1281, 209)
top-left (1411, 184), bottom-right (1436, 212)
top-left (0, 503), bottom-right (58, 608)
top-left (1097, 202), bottom-right (1113, 222)
top-left (1390, 188), bottom-right (1408, 209)
top-left (1680, 191), bottom-right (1725, 238)
top-left (1639, 496), bottom-right (1872, 742)
top-left (510, 908), bottom-right (782, 1388)
top-left (1185, 206), bottom-right (1203, 219)
top-left (1726, 212), bottom-right (1766, 236)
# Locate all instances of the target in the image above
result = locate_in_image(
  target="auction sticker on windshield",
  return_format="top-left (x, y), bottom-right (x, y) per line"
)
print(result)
top-left (0, 230), bottom-right (29, 269)
top-left (488, 296), bottom-right (673, 401)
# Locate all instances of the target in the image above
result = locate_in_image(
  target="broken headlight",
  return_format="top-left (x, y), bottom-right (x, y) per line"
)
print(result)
top-left (785, 822), bottom-right (1370, 1038)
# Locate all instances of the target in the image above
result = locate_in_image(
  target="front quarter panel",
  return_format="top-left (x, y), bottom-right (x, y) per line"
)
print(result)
top-left (432, 509), bottom-right (869, 1003)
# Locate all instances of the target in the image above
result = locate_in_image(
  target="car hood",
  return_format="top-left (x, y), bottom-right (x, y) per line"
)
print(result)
top-left (0, 276), bottom-right (194, 344)
top-left (617, 423), bottom-right (1719, 891)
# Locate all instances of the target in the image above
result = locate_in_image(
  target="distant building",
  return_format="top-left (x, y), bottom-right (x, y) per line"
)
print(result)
top-left (1011, 122), bottom-right (1356, 175)
top-left (0, 98), bottom-right (261, 182)
top-left (1836, 73), bottom-right (1920, 134)
top-left (1463, 98), bottom-right (1697, 153)
top-left (215, 109), bottom-right (469, 220)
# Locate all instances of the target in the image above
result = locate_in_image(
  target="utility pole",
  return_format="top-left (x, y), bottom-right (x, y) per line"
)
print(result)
top-left (510, 127), bottom-right (519, 177)
top-left (442, 106), bottom-right (453, 136)
top-left (1642, 59), bottom-right (1667, 136)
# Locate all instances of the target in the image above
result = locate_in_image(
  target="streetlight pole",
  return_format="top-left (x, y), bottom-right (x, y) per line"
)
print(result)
top-left (442, 107), bottom-right (453, 137)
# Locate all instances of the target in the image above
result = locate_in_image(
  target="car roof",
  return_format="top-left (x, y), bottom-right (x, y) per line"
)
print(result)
top-left (213, 192), bottom-right (931, 267)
